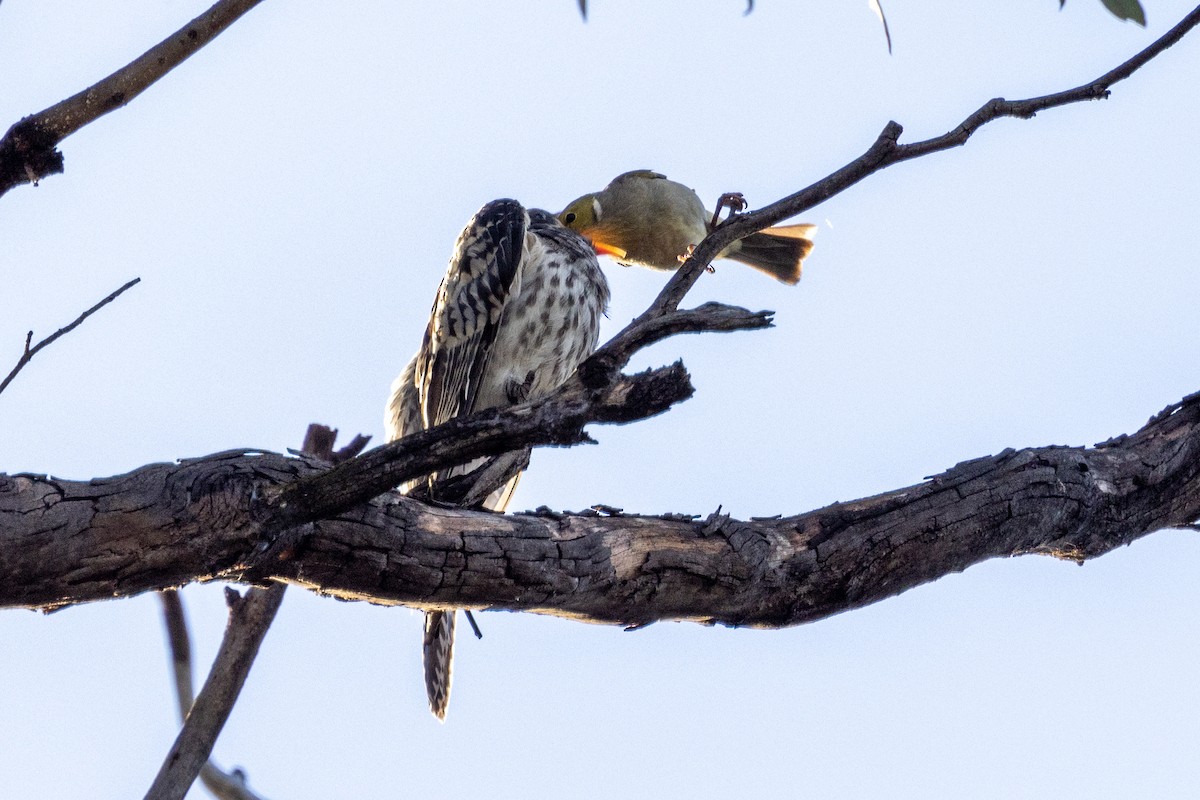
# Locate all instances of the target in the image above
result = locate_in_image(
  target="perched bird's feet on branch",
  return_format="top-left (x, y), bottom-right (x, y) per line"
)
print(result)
top-left (677, 244), bottom-right (717, 273)
top-left (710, 192), bottom-right (748, 228)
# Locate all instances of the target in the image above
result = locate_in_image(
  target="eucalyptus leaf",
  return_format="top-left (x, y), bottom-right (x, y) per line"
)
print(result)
top-left (1099, 0), bottom-right (1147, 25)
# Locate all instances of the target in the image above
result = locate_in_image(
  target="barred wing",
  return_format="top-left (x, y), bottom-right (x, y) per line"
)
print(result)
top-left (416, 199), bottom-right (527, 428)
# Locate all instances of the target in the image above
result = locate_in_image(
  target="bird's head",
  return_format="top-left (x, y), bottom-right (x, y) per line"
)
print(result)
top-left (558, 194), bottom-right (628, 259)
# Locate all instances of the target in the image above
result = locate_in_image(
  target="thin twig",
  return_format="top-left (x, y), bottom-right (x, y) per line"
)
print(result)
top-left (0, 277), bottom-right (140, 397)
top-left (0, 0), bottom-right (268, 197)
top-left (160, 591), bottom-right (194, 719)
top-left (145, 585), bottom-right (285, 800)
top-left (464, 610), bottom-right (484, 640)
top-left (869, 0), bottom-right (893, 54)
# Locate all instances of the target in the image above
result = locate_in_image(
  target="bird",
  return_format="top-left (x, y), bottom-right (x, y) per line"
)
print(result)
top-left (385, 198), bottom-right (609, 720)
top-left (558, 169), bottom-right (816, 284)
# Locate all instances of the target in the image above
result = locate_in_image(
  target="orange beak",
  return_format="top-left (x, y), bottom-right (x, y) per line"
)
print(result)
top-left (592, 241), bottom-right (628, 259)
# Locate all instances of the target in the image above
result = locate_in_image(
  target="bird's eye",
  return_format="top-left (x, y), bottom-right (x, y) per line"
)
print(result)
top-left (563, 212), bottom-right (577, 225)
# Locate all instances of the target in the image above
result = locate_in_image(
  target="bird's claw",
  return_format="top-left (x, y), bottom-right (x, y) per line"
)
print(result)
top-left (718, 192), bottom-right (748, 213)
top-left (710, 192), bottom-right (748, 228)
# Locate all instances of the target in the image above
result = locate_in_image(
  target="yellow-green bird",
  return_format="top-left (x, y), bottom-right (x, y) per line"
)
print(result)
top-left (558, 170), bottom-right (817, 285)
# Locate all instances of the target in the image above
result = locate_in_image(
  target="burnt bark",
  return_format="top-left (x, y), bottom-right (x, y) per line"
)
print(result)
top-left (4, 391), bottom-right (1197, 627)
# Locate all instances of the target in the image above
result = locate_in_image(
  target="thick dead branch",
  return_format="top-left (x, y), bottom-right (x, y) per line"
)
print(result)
top-left (0, 0), bottom-right (267, 197)
top-left (2, 391), bottom-right (1198, 626)
top-left (0, 300), bottom-right (763, 614)
top-left (0, 278), bottom-right (140, 397)
top-left (653, 4), bottom-right (1200, 312)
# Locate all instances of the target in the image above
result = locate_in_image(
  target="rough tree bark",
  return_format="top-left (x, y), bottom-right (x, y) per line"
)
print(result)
top-left (3, 387), bottom-right (1198, 625)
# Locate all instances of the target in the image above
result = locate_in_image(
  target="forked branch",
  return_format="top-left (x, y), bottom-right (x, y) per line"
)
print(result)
top-left (0, 277), bottom-right (140, 397)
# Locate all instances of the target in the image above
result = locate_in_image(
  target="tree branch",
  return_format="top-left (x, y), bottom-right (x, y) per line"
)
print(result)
top-left (160, 590), bottom-right (195, 724)
top-left (0, 277), bottom-right (141, 397)
top-left (0, 0), bottom-right (268, 198)
top-left (146, 585), bottom-right (284, 800)
top-left (159, 591), bottom-right (272, 800)
top-left (654, 3), bottom-right (1200, 312)
top-left (2, 390), bottom-right (1198, 626)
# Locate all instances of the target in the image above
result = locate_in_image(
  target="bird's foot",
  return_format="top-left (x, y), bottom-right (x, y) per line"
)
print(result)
top-left (710, 191), bottom-right (748, 228)
top-left (677, 244), bottom-right (716, 273)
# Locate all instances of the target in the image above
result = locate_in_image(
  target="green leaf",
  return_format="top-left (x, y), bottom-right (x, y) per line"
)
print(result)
top-left (1099, 0), bottom-right (1147, 25)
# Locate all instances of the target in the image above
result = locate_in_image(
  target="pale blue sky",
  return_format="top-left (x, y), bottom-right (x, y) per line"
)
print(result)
top-left (2, 1), bottom-right (1199, 797)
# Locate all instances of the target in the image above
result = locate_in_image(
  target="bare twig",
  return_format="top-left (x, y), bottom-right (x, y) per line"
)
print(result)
top-left (0, 0), bottom-right (268, 198)
top-left (158, 591), bottom-right (271, 800)
top-left (196, 767), bottom-right (268, 800)
top-left (159, 591), bottom-right (195, 719)
top-left (652, 3), bottom-right (1200, 315)
top-left (333, 434), bottom-right (372, 463)
top-left (145, 585), bottom-right (285, 800)
top-left (0, 277), bottom-right (140, 397)
top-left (581, 302), bottom-right (773, 388)
top-left (869, 0), bottom-right (894, 53)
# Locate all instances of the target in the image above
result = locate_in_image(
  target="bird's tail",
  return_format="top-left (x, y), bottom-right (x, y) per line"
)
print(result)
top-left (419, 470), bottom-right (517, 721)
top-left (423, 609), bottom-right (456, 721)
top-left (727, 223), bottom-right (817, 285)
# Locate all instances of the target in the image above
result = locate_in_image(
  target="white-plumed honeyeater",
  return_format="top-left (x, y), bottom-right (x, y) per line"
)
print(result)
top-left (559, 170), bottom-right (816, 285)
top-left (385, 199), bottom-right (609, 720)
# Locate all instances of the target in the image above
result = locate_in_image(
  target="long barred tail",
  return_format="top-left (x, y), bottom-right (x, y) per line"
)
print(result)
top-left (419, 473), bottom-right (518, 720)
top-left (423, 610), bottom-right (456, 720)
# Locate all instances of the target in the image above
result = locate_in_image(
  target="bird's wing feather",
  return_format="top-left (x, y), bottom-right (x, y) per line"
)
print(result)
top-left (416, 199), bottom-right (527, 428)
top-left (384, 355), bottom-right (421, 442)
